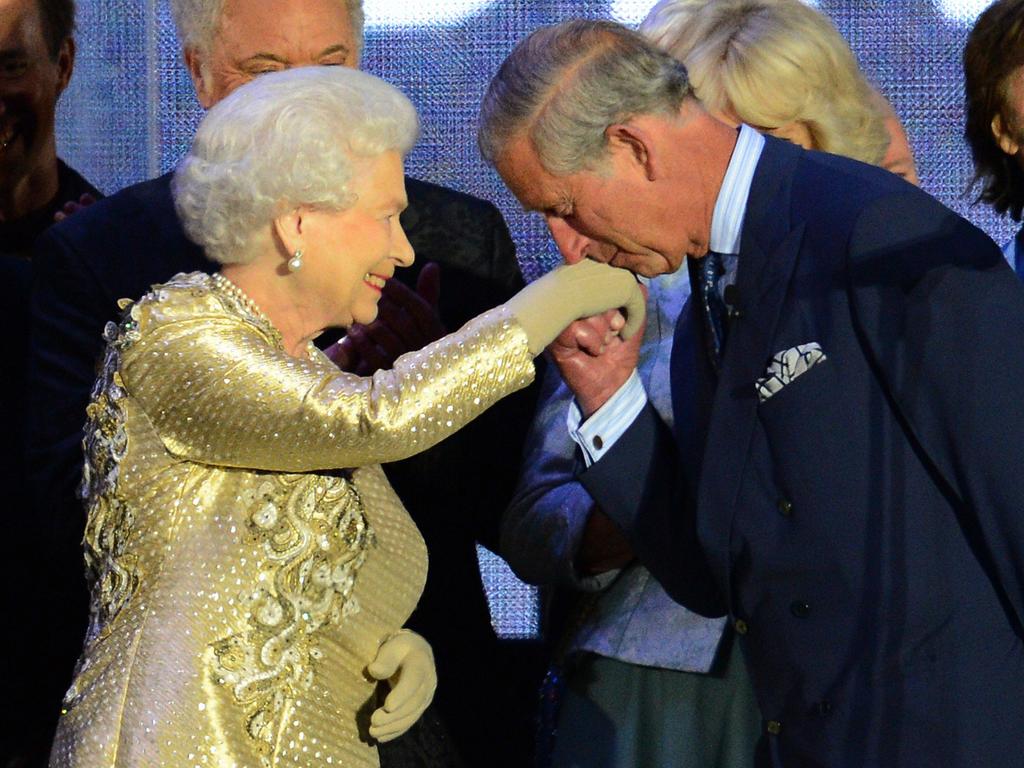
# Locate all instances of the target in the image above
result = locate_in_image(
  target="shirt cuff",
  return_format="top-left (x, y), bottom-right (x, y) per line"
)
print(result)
top-left (567, 370), bottom-right (647, 466)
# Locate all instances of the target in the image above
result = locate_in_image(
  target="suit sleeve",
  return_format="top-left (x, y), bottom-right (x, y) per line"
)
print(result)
top-left (850, 193), bottom-right (1024, 635)
top-left (121, 296), bottom-right (535, 473)
top-left (500, 363), bottom-right (618, 590)
top-left (578, 400), bottom-right (726, 618)
top-left (28, 227), bottom-right (116, 538)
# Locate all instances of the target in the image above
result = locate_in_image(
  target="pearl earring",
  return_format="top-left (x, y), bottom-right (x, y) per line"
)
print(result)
top-left (288, 249), bottom-right (303, 272)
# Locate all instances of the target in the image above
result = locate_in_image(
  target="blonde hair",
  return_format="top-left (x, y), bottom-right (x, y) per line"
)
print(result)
top-left (640, 0), bottom-right (889, 165)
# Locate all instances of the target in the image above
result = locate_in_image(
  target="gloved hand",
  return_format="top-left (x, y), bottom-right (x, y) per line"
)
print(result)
top-left (504, 259), bottom-right (645, 355)
top-left (367, 629), bottom-right (437, 743)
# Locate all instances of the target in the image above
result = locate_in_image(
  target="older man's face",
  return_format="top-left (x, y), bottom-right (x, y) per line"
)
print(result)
top-left (188, 0), bottom-right (357, 108)
top-left (0, 0), bottom-right (73, 192)
top-left (495, 132), bottom-right (694, 278)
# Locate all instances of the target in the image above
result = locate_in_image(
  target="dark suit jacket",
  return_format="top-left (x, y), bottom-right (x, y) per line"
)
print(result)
top-left (582, 137), bottom-right (1024, 767)
top-left (2, 161), bottom-right (101, 767)
top-left (29, 171), bottom-right (538, 767)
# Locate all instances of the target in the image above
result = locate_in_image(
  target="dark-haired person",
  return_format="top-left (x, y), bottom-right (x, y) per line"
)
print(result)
top-left (964, 0), bottom-right (1024, 273)
top-left (0, 0), bottom-right (99, 764)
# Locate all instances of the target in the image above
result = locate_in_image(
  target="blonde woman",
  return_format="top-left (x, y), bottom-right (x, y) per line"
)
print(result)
top-left (640, 0), bottom-right (905, 171)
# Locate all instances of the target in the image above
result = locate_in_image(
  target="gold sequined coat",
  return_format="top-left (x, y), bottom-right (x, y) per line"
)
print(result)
top-left (50, 272), bottom-right (534, 768)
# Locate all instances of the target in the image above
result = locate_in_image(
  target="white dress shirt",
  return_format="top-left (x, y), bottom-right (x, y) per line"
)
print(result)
top-left (568, 124), bottom-right (766, 462)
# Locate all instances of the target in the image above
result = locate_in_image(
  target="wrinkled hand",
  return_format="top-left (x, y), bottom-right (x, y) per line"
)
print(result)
top-left (367, 629), bottom-right (437, 743)
top-left (53, 193), bottom-right (97, 223)
top-left (548, 282), bottom-right (647, 417)
top-left (577, 506), bottom-right (635, 575)
top-left (327, 262), bottom-right (445, 374)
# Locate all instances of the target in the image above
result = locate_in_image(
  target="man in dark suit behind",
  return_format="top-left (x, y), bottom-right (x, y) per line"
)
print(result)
top-left (29, 1), bottom-right (538, 765)
top-left (480, 19), bottom-right (1024, 766)
top-left (1, 0), bottom-right (100, 764)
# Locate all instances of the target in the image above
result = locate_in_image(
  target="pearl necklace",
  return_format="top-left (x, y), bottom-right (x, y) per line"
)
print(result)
top-left (210, 272), bottom-right (317, 359)
top-left (211, 272), bottom-right (274, 325)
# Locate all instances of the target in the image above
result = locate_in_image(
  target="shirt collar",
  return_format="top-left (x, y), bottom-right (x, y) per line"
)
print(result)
top-left (708, 124), bottom-right (765, 256)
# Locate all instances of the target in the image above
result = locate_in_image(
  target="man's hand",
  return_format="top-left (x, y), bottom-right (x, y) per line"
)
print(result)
top-left (367, 629), bottom-right (437, 743)
top-left (548, 292), bottom-right (645, 418)
top-left (53, 193), bottom-right (97, 223)
top-left (576, 506), bottom-right (635, 575)
top-left (327, 262), bottom-right (445, 374)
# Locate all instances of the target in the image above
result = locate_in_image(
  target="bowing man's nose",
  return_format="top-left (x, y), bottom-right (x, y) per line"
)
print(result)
top-left (545, 215), bottom-right (592, 265)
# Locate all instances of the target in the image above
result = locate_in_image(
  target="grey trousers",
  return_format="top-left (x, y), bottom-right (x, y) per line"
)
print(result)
top-left (551, 633), bottom-right (761, 768)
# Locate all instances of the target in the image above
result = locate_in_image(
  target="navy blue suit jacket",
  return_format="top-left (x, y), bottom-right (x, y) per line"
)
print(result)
top-left (582, 137), bottom-right (1024, 766)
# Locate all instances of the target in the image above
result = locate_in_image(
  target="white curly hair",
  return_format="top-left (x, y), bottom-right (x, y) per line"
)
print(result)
top-left (172, 66), bottom-right (419, 265)
top-left (169, 0), bottom-right (365, 58)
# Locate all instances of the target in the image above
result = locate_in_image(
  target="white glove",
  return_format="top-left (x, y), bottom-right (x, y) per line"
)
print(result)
top-left (367, 629), bottom-right (437, 742)
top-left (504, 259), bottom-right (645, 355)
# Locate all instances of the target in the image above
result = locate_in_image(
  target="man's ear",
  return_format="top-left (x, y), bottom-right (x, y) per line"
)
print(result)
top-left (605, 122), bottom-right (657, 180)
top-left (184, 47), bottom-right (215, 109)
top-left (273, 208), bottom-right (306, 262)
top-left (992, 113), bottom-right (1021, 157)
top-left (55, 37), bottom-right (75, 95)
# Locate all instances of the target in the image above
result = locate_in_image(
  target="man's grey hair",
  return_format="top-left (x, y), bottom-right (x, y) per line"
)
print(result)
top-left (173, 66), bottom-right (418, 265)
top-left (169, 0), bottom-right (365, 57)
top-left (478, 19), bottom-right (693, 175)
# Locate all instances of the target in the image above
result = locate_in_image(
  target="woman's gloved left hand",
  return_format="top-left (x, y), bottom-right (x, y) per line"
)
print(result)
top-left (367, 629), bottom-right (437, 742)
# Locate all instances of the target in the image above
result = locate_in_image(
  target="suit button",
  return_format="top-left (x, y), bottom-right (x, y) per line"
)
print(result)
top-left (790, 601), bottom-right (810, 618)
top-left (777, 498), bottom-right (793, 517)
top-left (766, 720), bottom-right (782, 735)
top-left (734, 618), bottom-right (749, 635)
top-left (813, 700), bottom-right (833, 716)
top-left (592, 435), bottom-right (603, 451)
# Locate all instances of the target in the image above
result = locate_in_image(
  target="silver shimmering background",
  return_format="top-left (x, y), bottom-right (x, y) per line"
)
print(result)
top-left (56, 0), bottom-right (1009, 637)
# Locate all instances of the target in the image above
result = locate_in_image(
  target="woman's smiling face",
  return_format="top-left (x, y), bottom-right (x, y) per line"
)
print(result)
top-left (296, 150), bottom-right (414, 328)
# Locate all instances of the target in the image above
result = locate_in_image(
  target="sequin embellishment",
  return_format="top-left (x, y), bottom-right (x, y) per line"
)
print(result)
top-left (78, 300), bottom-right (144, 645)
top-left (211, 473), bottom-right (375, 762)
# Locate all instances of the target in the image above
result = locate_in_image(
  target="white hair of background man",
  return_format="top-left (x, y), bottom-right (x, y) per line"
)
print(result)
top-left (169, 0), bottom-right (366, 56)
top-left (173, 66), bottom-right (418, 264)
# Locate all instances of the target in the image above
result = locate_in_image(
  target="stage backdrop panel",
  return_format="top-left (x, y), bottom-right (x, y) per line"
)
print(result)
top-left (56, 0), bottom-right (1013, 638)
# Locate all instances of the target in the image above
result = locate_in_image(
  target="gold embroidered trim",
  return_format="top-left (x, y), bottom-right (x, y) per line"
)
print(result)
top-left (211, 473), bottom-right (374, 761)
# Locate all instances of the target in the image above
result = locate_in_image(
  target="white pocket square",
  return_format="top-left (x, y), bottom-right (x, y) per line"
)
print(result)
top-left (756, 343), bottom-right (827, 402)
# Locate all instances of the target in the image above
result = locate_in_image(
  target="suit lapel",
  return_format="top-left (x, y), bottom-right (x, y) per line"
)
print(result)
top-left (690, 137), bottom-right (807, 591)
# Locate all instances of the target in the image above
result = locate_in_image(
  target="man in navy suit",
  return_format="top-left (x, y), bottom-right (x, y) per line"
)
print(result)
top-left (28, 1), bottom-right (539, 765)
top-left (480, 19), bottom-right (1024, 766)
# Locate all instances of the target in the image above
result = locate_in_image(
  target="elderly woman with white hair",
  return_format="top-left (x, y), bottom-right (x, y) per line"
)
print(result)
top-left (49, 66), bottom-right (642, 768)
